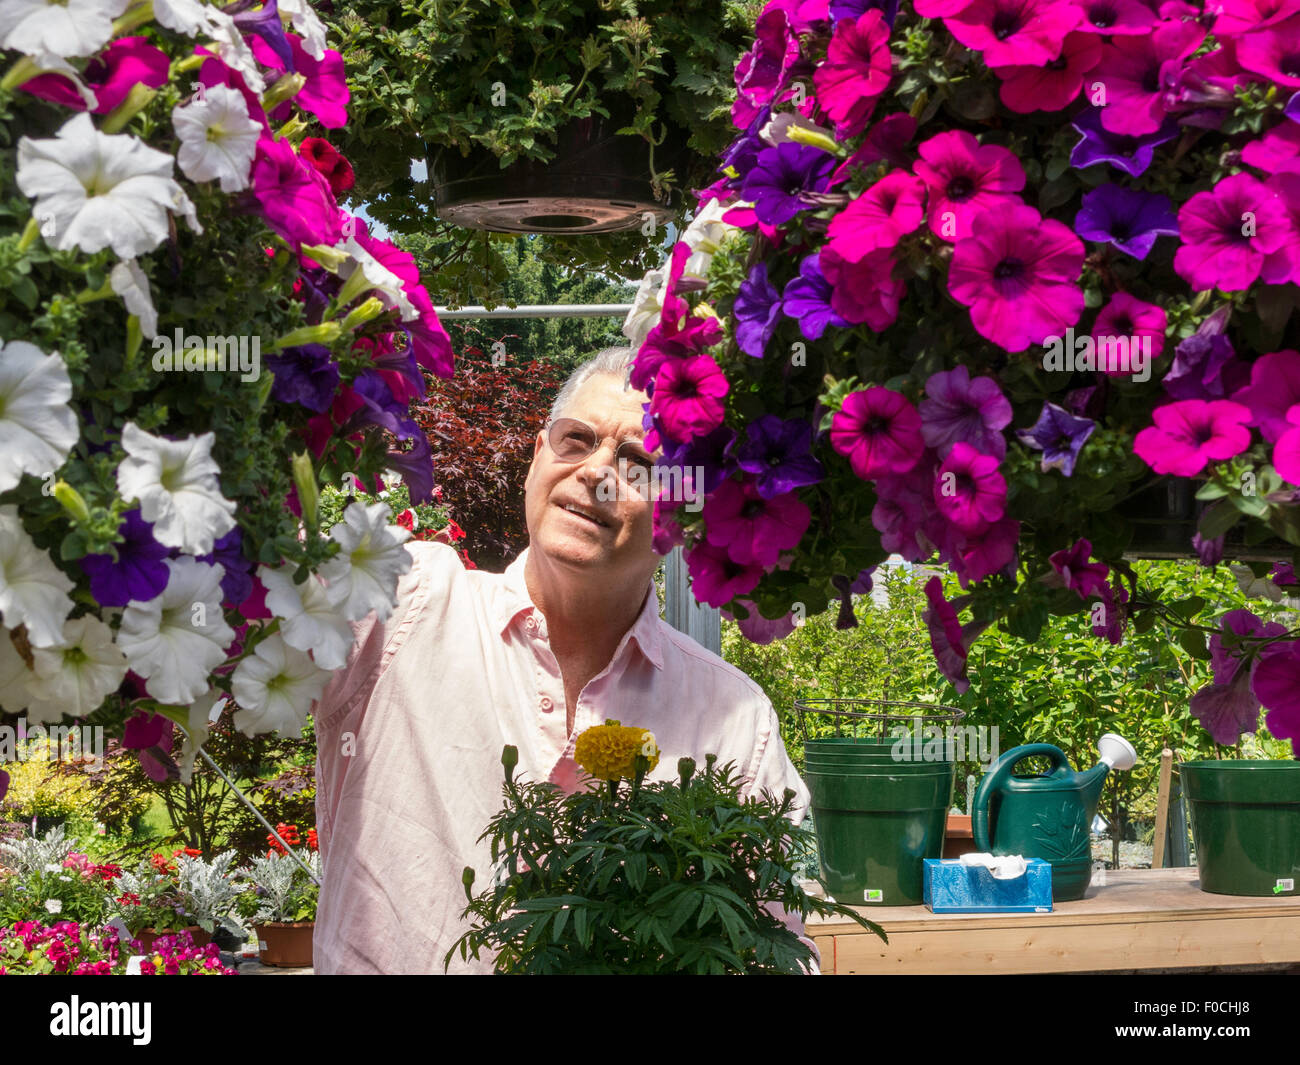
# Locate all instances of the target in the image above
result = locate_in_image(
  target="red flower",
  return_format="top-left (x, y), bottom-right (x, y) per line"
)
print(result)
top-left (306, 828), bottom-right (319, 851)
top-left (115, 892), bottom-right (141, 907)
top-left (94, 863), bottom-right (122, 882)
top-left (299, 136), bottom-right (356, 195)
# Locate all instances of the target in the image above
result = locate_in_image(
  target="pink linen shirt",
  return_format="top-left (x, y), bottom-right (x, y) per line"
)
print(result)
top-left (310, 540), bottom-right (815, 974)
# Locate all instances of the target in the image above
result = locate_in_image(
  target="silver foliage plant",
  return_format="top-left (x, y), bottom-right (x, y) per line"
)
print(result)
top-left (239, 851), bottom-right (320, 923)
top-left (176, 850), bottom-right (243, 934)
top-left (0, 824), bottom-right (73, 876)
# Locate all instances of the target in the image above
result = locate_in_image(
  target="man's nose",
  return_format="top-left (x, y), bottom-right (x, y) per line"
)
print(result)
top-left (576, 441), bottom-right (619, 490)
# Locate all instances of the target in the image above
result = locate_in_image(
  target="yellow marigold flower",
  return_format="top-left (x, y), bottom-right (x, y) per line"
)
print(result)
top-left (574, 720), bottom-right (661, 782)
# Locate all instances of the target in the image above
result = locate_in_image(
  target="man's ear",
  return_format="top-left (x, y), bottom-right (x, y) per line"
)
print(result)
top-left (523, 429), bottom-right (546, 492)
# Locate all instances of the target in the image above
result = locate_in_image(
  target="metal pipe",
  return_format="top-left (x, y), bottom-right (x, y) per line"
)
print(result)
top-left (432, 303), bottom-right (634, 319)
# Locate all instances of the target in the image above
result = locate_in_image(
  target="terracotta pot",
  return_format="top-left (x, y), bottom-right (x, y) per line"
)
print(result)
top-left (254, 921), bottom-right (314, 968)
top-left (942, 813), bottom-right (975, 859)
top-left (133, 926), bottom-right (211, 954)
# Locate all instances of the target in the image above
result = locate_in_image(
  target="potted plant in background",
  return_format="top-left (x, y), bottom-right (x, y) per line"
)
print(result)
top-left (237, 848), bottom-right (320, 968)
top-left (109, 850), bottom-right (213, 954)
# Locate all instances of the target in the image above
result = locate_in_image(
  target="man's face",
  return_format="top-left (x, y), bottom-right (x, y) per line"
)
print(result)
top-left (524, 373), bottom-right (659, 585)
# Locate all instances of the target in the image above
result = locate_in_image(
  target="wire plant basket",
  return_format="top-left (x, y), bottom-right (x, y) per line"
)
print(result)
top-left (793, 698), bottom-right (965, 745)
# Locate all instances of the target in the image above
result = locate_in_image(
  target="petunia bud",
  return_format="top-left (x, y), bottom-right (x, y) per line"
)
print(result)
top-left (341, 297), bottom-right (386, 332)
top-left (271, 322), bottom-right (341, 350)
top-left (52, 481), bottom-right (90, 524)
top-left (262, 73), bottom-right (308, 111)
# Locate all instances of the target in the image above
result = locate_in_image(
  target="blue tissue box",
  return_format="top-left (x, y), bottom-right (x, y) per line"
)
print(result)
top-left (923, 858), bottom-right (1053, 913)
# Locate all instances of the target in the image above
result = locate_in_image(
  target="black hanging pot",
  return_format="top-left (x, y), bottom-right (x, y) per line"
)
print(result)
top-left (427, 104), bottom-right (691, 234)
top-left (1121, 479), bottom-right (1294, 562)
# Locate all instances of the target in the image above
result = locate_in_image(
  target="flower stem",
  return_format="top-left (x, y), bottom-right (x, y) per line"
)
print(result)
top-left (113, 0), bottom-right (156, 36)
top-left (0, 56), bottom-right (41, 94)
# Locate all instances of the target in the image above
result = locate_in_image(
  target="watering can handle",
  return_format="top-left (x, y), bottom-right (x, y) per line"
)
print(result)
top-left (971, 744), bottom-right (1072, 852)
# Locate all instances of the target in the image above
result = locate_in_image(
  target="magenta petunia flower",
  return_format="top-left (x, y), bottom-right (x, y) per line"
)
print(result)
top-left (732, 5), bottom-right (802, 128)
top-left (1092, 292), bottom-right (1167, 374)
top-left (1049, 538), bottom-right (1110, 599)
top-left (1173, 173), bottom-right (1292, 292)
top-left (725, 599), bottom-right (799, 644)
top-left (812, 9), bottom-right (893, 138)
top-left (1213, 0), bottom-right (1300, 37)
top-left (1232, 348), bottom-right (1300, 442)
top-left (922, 577), bottom-right (991, 694)
top-left (1236, 15), bottom-right (1300, 89)
top-left (995, 30), bottom-right (1102, 113)
top-left (913, 130), bottom-right (1026, 242)
top-left (947, 202), bottom-right (1085, 353)
top-left (250, 136), bottom-right (343, 250)
top-left (1190, 670), bottom-right (1264, 746)
top-left (827, 169), bottom-right (927, 258)
top-left (934, 442), bottom-right (1006, 531)
top-left (954, 516), bottom-right (1020, 586)
top-left (20, 36), bottom-right (169, 114)
top-left (1240, 120), bottom-right (1300, 175)
top-left (1091, 21), bottom-right (1207, 136)
top-left (1272, 407), bottom-right (1300, 484)
top-left (821, 246), bottom-right (904, 330)
top-left (1091, 576), bottom-right (1129, 644)
top-left (1073, 0), bottom-right (1160, 35)
top-left (831, 112), bottom-right (916, 185)
top-left (944, 0), bottom-right (1081, 68)
top-left (1253, 641), bottom-right (1300, 755)
top-left (1132, 399), bottom-right (1253, 477)
top-left (1262, 172), bottom-right (1300, 285)
top-left (250, 33), bottom-right (350, 129)
top-left (684, 540), bottom-right (764, 608)
top-left (648, 354), bottom-right (730, 444)
top-left (702, 478), bottom-right (811, 567)
top-left (830, 386), bottom-right (923, 479)
top-left (919, 365), bottom-right (1012, 459)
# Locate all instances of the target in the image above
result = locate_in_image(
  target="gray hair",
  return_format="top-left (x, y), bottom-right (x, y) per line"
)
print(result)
top-left (548, 346), bottom-right (638, 422)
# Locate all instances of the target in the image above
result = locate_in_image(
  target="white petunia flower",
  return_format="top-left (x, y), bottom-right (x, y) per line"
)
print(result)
top-left (26, 615), bottom-right (128, 723)
top-left (176, 686), bottom-right (226, 784)
top-left (172, 83), bottom-right (262, 193)
top-left (259, 565), bottom-right (354, 671)
top-left (16, 113), bottom-right (202, 260)
top-left (680, 199), bottom-right (736, 282)
top-left (278, 0), bottom-right (327, 59)
top-left (231, 632), bottom-right (330, 737)
top-left (109, 259), bottom-right (158, 339)
top-left (318, 501), bottom-right (412, 623)
top-left (0, 339), bottom-right (78, 493)
top-left (0, 505), bottom-right (74, 648)
top-left (151, 0), bottom-right (223, 36)
top-left (0, 0), bottom-right (128, 58)
top-left (1229, 563), bottom-right (1285, 603)
top-left (0, 626), bottom-right (35, 713)
top-left (622, 266), bottom-right (666, 352)
top-left (116, 556), bottom-right (235, 705)
top-left (115, 423), bottom-right (236, 555)
top-left (338, 233), bottom-right (417, 320)
top-left (205, 8), bottom-right (265, 93)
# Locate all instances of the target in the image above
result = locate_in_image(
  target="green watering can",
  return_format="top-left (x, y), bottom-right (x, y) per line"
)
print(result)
top-left (972, 735), bottom-right (1137, 901)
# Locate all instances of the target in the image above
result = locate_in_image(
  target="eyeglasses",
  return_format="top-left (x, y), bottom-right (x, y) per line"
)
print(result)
top-left (545, 417), bottom-right (657, 480)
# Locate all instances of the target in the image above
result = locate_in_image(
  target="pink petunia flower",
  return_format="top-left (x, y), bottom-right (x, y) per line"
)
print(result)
top-left (821, 246), bottom-right (905, 330)
top-left (812, 9), bottom-right (893, 138)
top-left (944, 0), bottom-right (1082, 68)
top-left (1091, 21), bottom-right (1207, 136)
top-left (1132, 399), bottom-right (1253, 476)
top-left (20, 36), bottom-right (169, 114)
top-left (250, 33), bottom-right (350, 129)
top-left (732, 5), bottom-right (802, 129)
top-left (934, 442), bottom-right (1007, 531)
top-left (922, 577), bottom-right (991, 695)
top-left (1213, 0), bottom-right (1300, 37)
top-left (648, 354), bottom-right (730, 444)
top-left (913, 130), bottom-right (1026, 242)
top-left (1071, 0), bottom-right (1161, 35)
top-left (1236, 14), bottom-right (1300, 89)
top-left (947, 202), bottom-right (1085, 353)
top-left (1252, 641), bottom-right (1300, 756)
top-left (250, 137), bottom-right (343, 250)
top-left (1092, 292), bottom-right (1167, 374)
top-left (1049, 538), bottom-right (1110, 598)
top-left (995, 30), bottom-right (1102, 113)
top-left (1240, 120), bottom-right (1300, 175)
top-left (702, 478), bottom-right (811, 567)
top-left (1261, 172), bottom-right (1300, 285)
top-left (684, 540), bottom-right (764, 608)
top-left (1232, 348), bottom-right (1300, 442)
top-left (953, 516), bottom-right (1021, 586)
top-left (1173, 173), bottom-right (1292, 292)
top-left (830, 387), bottom-right (924, 480)
top-left (827, 170), bottom-right (927, 258)
top-left (1272, 406), bottom-right (1300, 484)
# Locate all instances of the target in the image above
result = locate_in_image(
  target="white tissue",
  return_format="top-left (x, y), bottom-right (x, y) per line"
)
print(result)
top-left (958, 852), bottom-right (1027, 880)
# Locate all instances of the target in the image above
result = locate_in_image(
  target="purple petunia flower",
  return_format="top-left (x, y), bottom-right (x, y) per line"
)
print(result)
top-left (831, 0), bottom-right (901, 26)
top-left (731, 415), bottom-right (826, 499)
top-left (734, 263), bottom-right (783, 358)
top-left (266, 343), bottom-right (340, 412)
top-left (197, 526), bottom-right (253, 606)
top-left (721, 104), bottom-right (771, 184)
top-left (659, 424), bottom-right (737, 499)
top-left (340, 370), bottom-right (420, 440)
top-left (385, 431), bottom-right (435, 506)
top-left (79, 509), bottom-right (170, 607)
top-left (782, 252), bottom-right (851, 340)
top-left (1288, 91), bottom-right (1300, 124)
top-left (1163, 306), bottom-right (1249, 401)
top-left (1050, 538), bottom-right (1110, 599)
top-left (740, 142), bottom-right (836, 227)
top-left (1015, 402), bottom-right (1095, 477)
top-left (922, 577), bottom-right (990, 695)
top-left (919, 365), bottom-right (1012, 460)
top-left (1069, 108), bottom-right (1179, 177)
top-left (830, 567), bottom-right (876, 629)
top-left (232, 0), bottom-right (296, 72)
top-left (1074, 185), bottom-right (1179, 260)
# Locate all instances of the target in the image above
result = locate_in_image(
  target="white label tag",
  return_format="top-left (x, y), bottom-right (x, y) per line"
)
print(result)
top-left (863, 888), bottom-right (883, 903)
top-left (1277, 878), bottom-right (1295, 892)
top-left (258, 939), bottom-right (267, 951)
top-left (125, 955), bottom-right (144, 975)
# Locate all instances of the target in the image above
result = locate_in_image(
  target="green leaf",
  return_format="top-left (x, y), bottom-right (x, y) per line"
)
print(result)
top-left (1177, 627), bottom-right (1210, 660)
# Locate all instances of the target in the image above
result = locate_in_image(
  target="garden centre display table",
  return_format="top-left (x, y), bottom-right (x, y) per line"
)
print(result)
top-left (806, 868), bottom-right (1300, 974)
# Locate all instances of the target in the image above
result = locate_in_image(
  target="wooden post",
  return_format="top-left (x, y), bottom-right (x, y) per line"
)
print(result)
top-left (663, 545), bottom-right (720, 655)
top-left (1152, 747), bottom-right (1174, 870)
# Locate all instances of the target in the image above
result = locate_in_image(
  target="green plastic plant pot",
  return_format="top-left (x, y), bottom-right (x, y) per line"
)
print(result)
top-left (806, 765), bottom-right (954, 905)
top-left (804, 758), bottom-right (954, 773)
top-left (1180, 760), bottom-right (1300, 897)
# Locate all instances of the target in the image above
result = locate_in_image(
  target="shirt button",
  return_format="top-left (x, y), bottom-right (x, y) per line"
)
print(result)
top-left (524, 616), bottom-right (537, 635)
top-left (539, 696), bottom-right (554, 713)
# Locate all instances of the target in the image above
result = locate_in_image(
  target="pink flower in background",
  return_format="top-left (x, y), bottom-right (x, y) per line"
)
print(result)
top-left (1091, 20), bottom-right (1207, 136)
top-left (1049, 538), bottom-right (1110, 598)
top-left (914, 130), bottom-right (1026, 242)
top-left (944, 0), bottom-right (1082, 68)
top-left (1174, 173), bottom-right (1291, 292)
top-left (1092, 293), bottom-right (1167, 372)
top-left (703, 478), bottom-right (810, 567)
top-left (995, 31), bottom-right (1102, 113)
top-left (813, 9), bottom-right (892, 137)
top-left (648, 354), bottom-right (730, 443)
top-left (684, 540), bottom-right (764, 608)
top-left (250, 137), bottom-right (342, 250)
top-left (831, 113), bottom-right (916, 185)
top-left (1232, 348), bottom-right (1300, 441)
top-left (821, 246), bottom-right (904, 329)
top-left (827, 169), bottom-right (927, 258)
top-left (732, 5), bottom-right (801, 128)
top-left (831, 387), bottom-right (923, 480)
top-left (1090, 576), bottom-right (1128, 644)
top-left (1132, 399), bottom-right (1253, 476)
top-left (1236, 15), bottom-right (1300, 89)
top-left (947, 202), bottom-right (1085, 352)
top-left (934, 442), bottom-right (1007, 531)
top-left (20, 36), bottom-right (169, 113)
top-left (250, 33), bottom-right (350, 129)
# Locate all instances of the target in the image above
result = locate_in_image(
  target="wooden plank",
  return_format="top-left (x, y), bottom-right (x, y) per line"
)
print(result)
top-left (1152, 747), bottom-right (1173, 869)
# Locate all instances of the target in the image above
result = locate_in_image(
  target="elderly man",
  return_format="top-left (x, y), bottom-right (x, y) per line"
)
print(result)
top-left (310, 346), bottom-right (815, 974)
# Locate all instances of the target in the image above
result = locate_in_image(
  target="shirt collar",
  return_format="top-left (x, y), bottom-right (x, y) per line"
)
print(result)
top-left (493, 547), bottom-right (664, 670)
